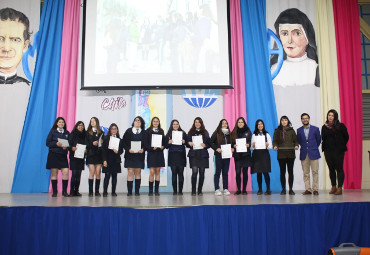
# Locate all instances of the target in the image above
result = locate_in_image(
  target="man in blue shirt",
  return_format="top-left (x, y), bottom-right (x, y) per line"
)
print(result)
top-left (297, 113), bottom-right (321, 195)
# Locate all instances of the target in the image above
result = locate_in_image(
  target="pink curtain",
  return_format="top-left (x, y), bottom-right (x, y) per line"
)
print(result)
top-left (52, 0), bottom-right (81, 191)
top-left (224, 0), bottom-right (251, 191)
top-left (332, 0), bottom-right (362, 189)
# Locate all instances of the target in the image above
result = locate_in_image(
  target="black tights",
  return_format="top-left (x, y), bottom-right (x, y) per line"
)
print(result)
top-left (70, 170), bottom-right (82, 193)
top-left (235, 161), bottom-right (248, 192)
top-left (103, 172), bottom-right (117, 193)
top-left (257, 173), bottom-right (270, 191)
top-left (278, 158), bottom-right (295, 191)
top-left (171, 166), bottom-right (184, 193)
top-left (191, 167), bottom-right (205, 193)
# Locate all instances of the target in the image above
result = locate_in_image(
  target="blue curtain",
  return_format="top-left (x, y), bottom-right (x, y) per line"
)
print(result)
top-left (11, 0), bottom-right (65, 192)
top-left (240, 0), bottom-right (280, 191)
top-left (0, 203), bottom-right (369, 255)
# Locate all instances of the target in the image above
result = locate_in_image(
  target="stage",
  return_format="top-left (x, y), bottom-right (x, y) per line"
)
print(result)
top-left (1, 190), bottom-right (370, 255)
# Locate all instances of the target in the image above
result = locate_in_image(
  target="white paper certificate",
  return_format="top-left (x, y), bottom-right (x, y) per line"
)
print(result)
top-left (58, 138), bottom-right (69, 147)
top-left (192, 136), bottom-right (203, 150)
top-left (221, 144), bottom-right (232, 159)
top-left (151, 134), bottom-right (162, 147)
top-left (172, 131), bottom-right (183, 145)
top-left (74, 144), bottom-right (86, 159)
top-left (131, 141), bottom-right (141, 153)
top-left (236, 138), bottom-right (247, 153)
top-left (255, 136), bottom-right (266, 150)
top-left (98, 134), bottom-right (103, 147)
top-left (108, 136), bottom-right (120, 151)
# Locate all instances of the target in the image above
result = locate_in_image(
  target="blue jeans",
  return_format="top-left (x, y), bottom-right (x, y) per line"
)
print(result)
top-left (214, 156), bottom-right (230, 190)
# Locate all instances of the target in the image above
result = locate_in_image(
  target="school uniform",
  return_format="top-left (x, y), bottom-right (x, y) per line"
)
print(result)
top-left (46, 128), bottom-right (70, 169)
top-left (144, 129), bottom-right (166, 168)
top-left (102, 135), bottom-right (124, 195)
top-left (122, 127), bottom-right (145, 195)
top-left (210, 130), bottom-right (231, 192)
top-left (68, 130), bottom-right (86, 196)
top-left (165, 130), bottom-right (188, 194)
top-left (86, 129), bottom-right (104, 165)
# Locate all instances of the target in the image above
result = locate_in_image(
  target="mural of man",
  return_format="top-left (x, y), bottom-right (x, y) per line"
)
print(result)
top-left (0, 7), bottom-right (31, 85)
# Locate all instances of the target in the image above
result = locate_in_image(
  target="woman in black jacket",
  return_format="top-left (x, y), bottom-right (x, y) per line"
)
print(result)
top-left (231, 117), bottom-right (252, 195)
top-left (102, 123), bottom-right (124, 197)
top-left (46, 117), bottom-right (70, 197)
top-left (144, 117), bottom-right (166, 196)
top-left (165, 119), bottom-right (187, 195)
top-left (321, 109), bottom-right (349, 195)
top-left (68, 121), bottom-right (86, 197)
top-left (86, 117), bottom-right (104, 197)
top-left (122, 116), bottom-right (146, 196)
top-left (187, 117), bottom-right (210, 196)
top-left (210, 119), bottom-right (232, 196)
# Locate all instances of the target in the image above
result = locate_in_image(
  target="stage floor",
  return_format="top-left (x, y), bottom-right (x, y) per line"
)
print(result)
top-left (1, 189), bottom-right (369, 208)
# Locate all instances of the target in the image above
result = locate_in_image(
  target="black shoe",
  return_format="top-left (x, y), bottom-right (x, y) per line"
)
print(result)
top-left (62, 191), bottom-right (69, 197)
top-left (173, 192), bottom-right (178, 195)
top-left (242, 191), bottom-right (248, 195)
top-left (234, 190), bottom-right (241, 195)
top-left (95, 192), bottom-right (101, 197)
top-left (52, 193), bottom-right (57, 197)
top-left (289, 190), bottom-right (295, 195)
top-left (148, 191), bottom-right (153, 196)
top-left (265, 190), bottom-right (271, 195)
top-left (257, 190), bottom-right (263, 195)
top-left (69, 191), bottom-right (75, 197)
top-left (197, 192), bottom-right (203, 196)
top-left (155, 192), bottom-right (160, 196)
top-left (103, 192), bottom-right (108, 197)
top-left (112, 193), bottom-right (117, 197)
top-left (191, 192), bottom-right (196, 196)
top-left (135, 192), bottom-right (140, 196)
top-left (178, 192), bottom-right (183, 196)
top-left (88, 192), bottom-right (94, 197)
top-left (127, 193), bottom-right (133, 197)
top-left (280, 190), bottom-right (286, 195)
top-left (75, 191), bottom-right (82, 197)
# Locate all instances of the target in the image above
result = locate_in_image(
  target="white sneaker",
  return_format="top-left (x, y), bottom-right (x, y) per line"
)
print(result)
top-left (223, 189), bottom-right (230, 196)
top-left (215, 189), bottom-right (222, 196)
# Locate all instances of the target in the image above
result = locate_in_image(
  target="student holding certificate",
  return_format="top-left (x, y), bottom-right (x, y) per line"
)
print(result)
top-left (165, 120), bottom-right (188, 195)
top-left (46, 117), bottom-right (70, 197)
top-left (231, 117), bottom-right (252, 195)
top-left (68, 121), bottom-right (86, 197)
top-left (273, 116), bottom-right (299, 195)
top-left (86, 117), bottom-right (105, 197)
top-left (122, 116), bottom-right (145, 196)
top-left (144, 117), bottom-right (166, 196)
top-left (102, 124), bottom-right (124, 197)
top-left (210, 119), bottom-right (232, 196)
top-left (187, 117), bottom-right (210, 196)
top-left (251, 119), bottom-right (272, 195)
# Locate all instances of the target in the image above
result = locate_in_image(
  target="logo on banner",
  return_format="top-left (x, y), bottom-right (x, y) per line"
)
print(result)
top-left (182, 89), bottom-right (219, 108)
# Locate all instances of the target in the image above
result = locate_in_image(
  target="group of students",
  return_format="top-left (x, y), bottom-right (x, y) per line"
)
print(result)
top-left (45, 109), bottom-right (349, 197)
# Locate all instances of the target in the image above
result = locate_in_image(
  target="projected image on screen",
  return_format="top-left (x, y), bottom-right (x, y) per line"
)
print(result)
top-left (82, 0), bottom-right (231, 88)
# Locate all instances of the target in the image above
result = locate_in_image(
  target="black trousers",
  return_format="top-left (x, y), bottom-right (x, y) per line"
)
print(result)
top-left (278, 158), bottom-right (295, 190)
top-left (235, 160), bottom-right (248, 192)
top-left (324, 150), bottom-right (345, 188)
top-left (171, 166), bottom-right (184, 193)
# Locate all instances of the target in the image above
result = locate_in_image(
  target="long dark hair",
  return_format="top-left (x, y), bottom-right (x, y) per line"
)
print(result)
top-left (231, 117), bottom-right (250, 142)
top-left (131, 116), bottom-right (145, 130)
top-left (253, 119), bottom-right (268, 135)
top-left (147, 117), bottom-right (164, 135)
top-left (51, 117), bottom-right (67, 131)
top-left (214, 119), bottom-right (230, 144)
top-left (188, 117), bottom-right (206, 137)
top-left (87, 117), bottom-right (102, 135)
top-left (166, 119), bottom-right (183, 136)
top-left (71, 121), bottom-right (85, 135)
top-left (278, 116), bottom-right (292, 142)
top-left (107, 123), bottom-right (120, 138)
top-left (326, 109), bottom-right (341, 130)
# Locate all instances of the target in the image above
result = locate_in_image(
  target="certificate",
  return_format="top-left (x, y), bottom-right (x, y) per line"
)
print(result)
top-left (221, 144), bottom-right (232, 159)
top-left (151, 134), bottom-right (162, 147)
top-left (192, 136), bottom-right (203, 150)
top-left (108, 136), bottom-right (120, 151)
top-left (172, 131), bottom-right (183, 145)
top-left (57, 138), bottom-right (69, 147)
top-left (236, 138), bottom-right (247, 152)
top-left (255, 136), bottom-right (266, 150)
top-left (74, 144), bottom-right (86, 159)
top-left (131, 141), bottom-right (141, 153)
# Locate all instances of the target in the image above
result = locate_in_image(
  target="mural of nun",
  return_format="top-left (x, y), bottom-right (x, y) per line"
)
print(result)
top-left (270, 8), bottom-right (321, 132)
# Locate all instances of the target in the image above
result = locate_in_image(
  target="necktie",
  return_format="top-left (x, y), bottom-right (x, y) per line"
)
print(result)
top-left (136, 129), bottom-right (139, 134)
